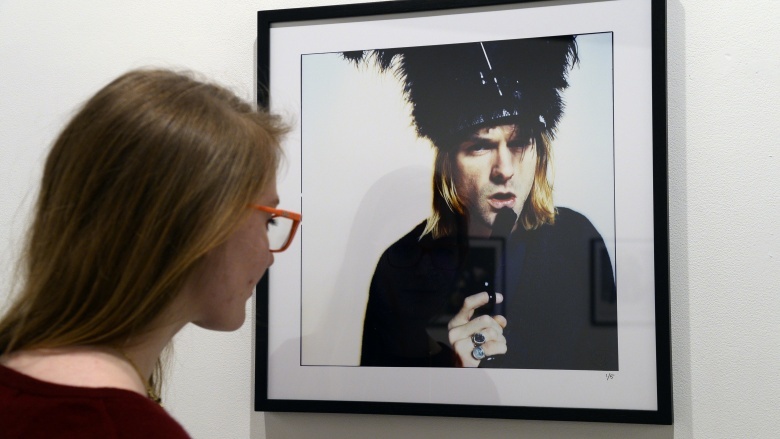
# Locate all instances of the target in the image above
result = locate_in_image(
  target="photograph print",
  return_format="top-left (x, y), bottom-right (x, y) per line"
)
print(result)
top-left (300, 32), bottom-right (617, 372)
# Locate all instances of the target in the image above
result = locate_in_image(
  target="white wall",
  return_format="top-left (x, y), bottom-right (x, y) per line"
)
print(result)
top-left (0, 1), bottom-right (777, 438)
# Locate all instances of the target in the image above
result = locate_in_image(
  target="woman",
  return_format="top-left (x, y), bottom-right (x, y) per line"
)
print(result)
top-left (0, 69), bottom-right (298, 437)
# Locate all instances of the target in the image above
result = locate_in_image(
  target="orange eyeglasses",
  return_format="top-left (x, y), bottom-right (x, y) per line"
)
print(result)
top-left (252, 205), bottom-right (302, 253)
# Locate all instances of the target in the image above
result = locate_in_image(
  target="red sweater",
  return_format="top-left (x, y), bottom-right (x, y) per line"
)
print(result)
top-left (0, 364), bottom-right (190, 438)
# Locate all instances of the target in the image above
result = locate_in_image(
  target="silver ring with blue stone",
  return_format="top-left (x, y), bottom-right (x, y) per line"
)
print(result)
top-left (471, 346), bottom-right (486, 361)
top-left (471, 332), bottom-right (486, 346)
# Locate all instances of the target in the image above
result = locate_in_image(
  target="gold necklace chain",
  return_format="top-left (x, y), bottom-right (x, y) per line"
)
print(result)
top-left (116, 349), bottom-right (163, 406)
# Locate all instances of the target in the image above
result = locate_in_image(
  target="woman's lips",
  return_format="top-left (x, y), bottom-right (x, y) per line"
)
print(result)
top-left (488, 193), bottom-right (516, 209)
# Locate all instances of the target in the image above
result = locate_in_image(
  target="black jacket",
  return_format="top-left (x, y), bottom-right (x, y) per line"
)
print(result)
top-left (360, 207), bottom-right (618, 370)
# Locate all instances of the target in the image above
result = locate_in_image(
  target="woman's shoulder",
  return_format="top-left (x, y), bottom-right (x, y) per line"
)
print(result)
top-left (0, 363), bottom-right (190, 438)
top-left (101, 394), bottom-right (191, 438)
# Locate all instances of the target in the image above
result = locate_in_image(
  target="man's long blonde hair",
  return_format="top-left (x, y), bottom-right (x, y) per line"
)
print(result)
top-left (0, 69), bottom-right (288, 393)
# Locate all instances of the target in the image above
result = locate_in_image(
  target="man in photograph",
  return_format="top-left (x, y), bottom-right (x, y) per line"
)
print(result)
top-left (349, 36), bottom-right (619, 370)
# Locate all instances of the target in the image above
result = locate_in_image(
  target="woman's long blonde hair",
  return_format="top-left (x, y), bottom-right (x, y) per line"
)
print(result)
top-left (0, 69), bottom-right (288, 391)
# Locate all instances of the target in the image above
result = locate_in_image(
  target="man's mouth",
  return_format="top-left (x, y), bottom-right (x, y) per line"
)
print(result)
top-left (487, 192), bottom-right (516, 209)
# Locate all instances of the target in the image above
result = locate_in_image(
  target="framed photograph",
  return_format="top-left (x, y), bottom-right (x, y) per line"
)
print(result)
top-left (255, 0), bottom-right (671, 424)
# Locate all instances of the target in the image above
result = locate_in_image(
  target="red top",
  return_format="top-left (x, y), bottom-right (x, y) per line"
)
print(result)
top-left (0, 364), bottom-right (190, 439)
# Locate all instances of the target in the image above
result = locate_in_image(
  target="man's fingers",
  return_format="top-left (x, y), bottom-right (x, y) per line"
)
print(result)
top-left (447, 291), bottom-right (509, 367)
top-left (448, 292), bottom-right (488, 328)
top-left (448, 292), bottom-right (500, 329)
top-left (493, 314), bottom-right (507, 329)
top-left (452, 336), bottom-right (508, 368)
top-left (448, 314), bottom-right (505, 346)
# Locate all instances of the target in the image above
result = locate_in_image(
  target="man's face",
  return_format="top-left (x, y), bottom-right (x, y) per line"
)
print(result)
top-left (453, 124), bottom-right (538, 237)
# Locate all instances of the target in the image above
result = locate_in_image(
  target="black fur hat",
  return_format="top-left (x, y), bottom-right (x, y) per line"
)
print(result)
top-left (343, 35), bottom-right (578, 149)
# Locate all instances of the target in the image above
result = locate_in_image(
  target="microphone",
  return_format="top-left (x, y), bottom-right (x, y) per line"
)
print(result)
top-left (482, 207), bottom-right (518, 312)
top-left (477, 207), bottom-right (517, 363)
top-left (491, 207), bottom-right (518, 239)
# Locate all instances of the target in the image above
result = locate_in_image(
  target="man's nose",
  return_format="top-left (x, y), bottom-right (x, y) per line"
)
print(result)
top-left (491, 142), bottom-right (514, 183)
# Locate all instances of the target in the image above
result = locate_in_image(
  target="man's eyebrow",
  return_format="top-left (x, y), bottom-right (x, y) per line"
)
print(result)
top-left (458, 137), bottom-right (488, 148)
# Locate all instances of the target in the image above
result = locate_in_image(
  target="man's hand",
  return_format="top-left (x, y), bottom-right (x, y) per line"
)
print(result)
top-left (447, 292), bottom-right (507, 367)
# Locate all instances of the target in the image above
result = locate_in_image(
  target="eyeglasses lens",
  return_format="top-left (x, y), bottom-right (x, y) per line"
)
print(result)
top-left (267, 216), bottom-right (294, 251)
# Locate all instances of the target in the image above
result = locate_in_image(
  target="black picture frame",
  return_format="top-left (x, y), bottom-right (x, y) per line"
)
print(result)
top-left (255, 0), bottom-right (670, 425)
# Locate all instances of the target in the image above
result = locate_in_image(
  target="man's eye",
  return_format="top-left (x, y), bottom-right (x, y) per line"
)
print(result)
top-left (467, 142), bottom-right (492, 153)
